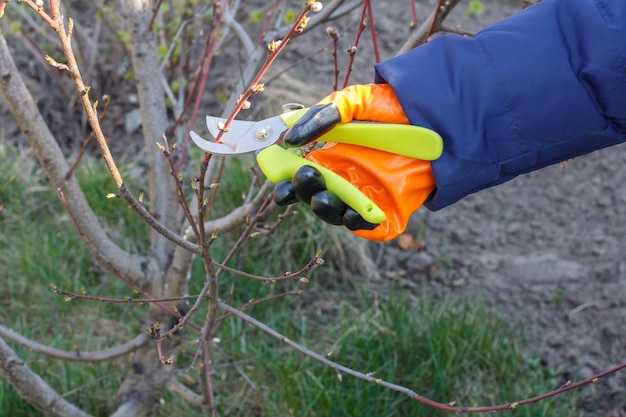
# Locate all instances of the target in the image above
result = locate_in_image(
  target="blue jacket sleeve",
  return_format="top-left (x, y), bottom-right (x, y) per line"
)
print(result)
top-left (374, 0), bottom-right (626, 211)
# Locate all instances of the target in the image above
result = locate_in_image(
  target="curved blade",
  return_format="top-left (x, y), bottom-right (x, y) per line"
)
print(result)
top-left (189, 130), bottom-right (244, 155)
top-left (190, 115), bottom-right (284, 155)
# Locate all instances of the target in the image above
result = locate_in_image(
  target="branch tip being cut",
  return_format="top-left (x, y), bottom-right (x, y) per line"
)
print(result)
top-left (0, 0), bottom-right (9, 18)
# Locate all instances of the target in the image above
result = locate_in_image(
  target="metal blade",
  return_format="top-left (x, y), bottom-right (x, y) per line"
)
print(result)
top-left (189, 130), bottom-right (243, 155)
top-left (206, 116), bottom-right (257, 142)
top-left (200, 114), bottom-right (289, 154)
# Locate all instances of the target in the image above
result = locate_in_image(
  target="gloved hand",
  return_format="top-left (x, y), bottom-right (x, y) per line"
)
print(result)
top-left (272, 84), bottom-right (436, 241)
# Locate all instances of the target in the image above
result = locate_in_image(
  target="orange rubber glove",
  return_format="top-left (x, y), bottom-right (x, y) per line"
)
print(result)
top-left (277, 84), bottom-right (436, 242)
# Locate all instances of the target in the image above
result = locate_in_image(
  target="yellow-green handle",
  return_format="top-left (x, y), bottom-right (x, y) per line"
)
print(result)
top-left (280, 108), bottom-right (443, 161)
top-left (257, 145), bottom-right (386, 224)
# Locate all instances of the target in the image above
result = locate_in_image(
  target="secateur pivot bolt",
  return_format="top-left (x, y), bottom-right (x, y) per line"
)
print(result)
top-left (255, 125), bottom-right (273, 140)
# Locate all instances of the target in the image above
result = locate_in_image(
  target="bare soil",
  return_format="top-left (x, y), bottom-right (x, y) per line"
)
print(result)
top-left (276, 1), bottom-right (626, 415)
top-left (363, 2), bottom-right (626, 416)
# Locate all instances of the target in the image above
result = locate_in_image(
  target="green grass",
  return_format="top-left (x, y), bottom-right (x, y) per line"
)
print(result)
top-left (0, 147), bottom-right (143, 416)
top-left (0, 146), bottom-right (584, 416)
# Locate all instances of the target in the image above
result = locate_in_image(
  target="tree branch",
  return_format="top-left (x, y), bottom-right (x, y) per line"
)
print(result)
top-left (122, 0), bottom-right (179, 267)
top-left (0, 29), bottom-right (146, 283)
top-left (0, 325), bottom-right (147, 362)
top-left (397, 0), bottom-right (463, 54)
top-left (202, 181), bottom-right (274, 237)
top-left (167, 379), bottom-right (205, 406)
top-left (0, 337), bottom-right (93, 417)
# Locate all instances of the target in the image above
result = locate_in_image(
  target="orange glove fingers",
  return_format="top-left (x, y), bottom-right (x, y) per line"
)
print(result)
top-left (312, 84), bottom-right (433, 240)
top-left (306, 143), bottom-right (435, 241)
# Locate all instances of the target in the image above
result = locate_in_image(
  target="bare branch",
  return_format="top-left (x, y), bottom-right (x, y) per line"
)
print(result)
top-left (201, 181), bottom-right (274, 238)
top-left (307, 0), bottom-right (354, 28)
top-left (0, 337), bottom-right (93, 417)
top-left (223, 0), bottom-right (254, 56)
top-left (3, 15), bottom-right (192, 283)
top-left (220, 301), bottom-right (626, 413)
top-left (0, 325), bottom-right (147, 362)
top-left (110, 401), bottom-right (148, 417)
top-left (167, 379), bottom-right (205, 406)
top-left (397, 0), bottom-right (463, 54)
top-left (0, 30), bottom-right (146, 282)
top-left (122, 0), bottom-right (179, 264)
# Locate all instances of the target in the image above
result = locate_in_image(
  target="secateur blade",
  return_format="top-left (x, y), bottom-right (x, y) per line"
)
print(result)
top-left (190, 115), bottom-right (286, 155)
top-left (189, 130), bottom-right (240, 155)
top-left (205, 116), bottom-right (257, 140)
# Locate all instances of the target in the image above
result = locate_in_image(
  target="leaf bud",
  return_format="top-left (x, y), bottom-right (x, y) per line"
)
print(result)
top-left (307, 1), bottom-right (323, 12)
top-left (326, 27), bottom-right (339, 40)
top-left (217, 121), bottom-right (228, 132)
top-left (251, 83), bottom-right (265, 94)
top-left (296, 16), bottom-right (310, 32)
top-left (267, 39), bottom-right (282, 53)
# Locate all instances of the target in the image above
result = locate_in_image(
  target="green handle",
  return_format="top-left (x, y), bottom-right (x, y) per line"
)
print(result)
top-left (280, 108), bottom-right (443, 161)
top-left (257, 145), bottom-right (386, 224)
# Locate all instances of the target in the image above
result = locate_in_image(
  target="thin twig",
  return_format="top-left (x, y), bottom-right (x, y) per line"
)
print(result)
top-left (215, 290), bottom-right (303, 325)
top-left (52, 288), bottom-right (207, 305)
top-left (223, 0), bottom-right (253, 56)
top-left (167, 379), bottom-right (205, 406)
top-left (174, 0), bottom-right (227, 174)
top-left (397, 0), bottom-right (462, 54)
top-left (423, 0), bottom-right (444, 42)
top-left (219, 301), bottom-right (626, 413)
top-left (20, 0), bottom-right (56, 26)
top-left (66, 95), bottom-right (111, 179)
top-left (159, 139), bottom-right (201, 240)
top-left (203, 343), bottom-right (218, 417)
top-left (212, 254), bottom-right (322, 283)
top-left (255, 0), bottom-right (282, 46)
top-left (149, 0), bottom-right (165, 30)
top-left (208, 4), bottom-right (315, 146)
top-left (215, 197), bottom-right (273, 280)
top-left (409, 0), bottom-right (418, 30)
top-left (264, 38), bottom-right (334, 86)
top-left (58, 190), bottom-right (199, 336)
top-left (439, 25), bottom-right (475, 37)
top-left (365, 0), bottom-right (380, 63)
top-left (327, 27), bottom-right (340, 90)
top-left (341, 1), bottom-right (368, 88)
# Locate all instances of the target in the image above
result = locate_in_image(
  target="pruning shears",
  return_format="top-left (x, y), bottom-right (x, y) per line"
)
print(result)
top-left (190, 108), bottom-right (443, 224)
